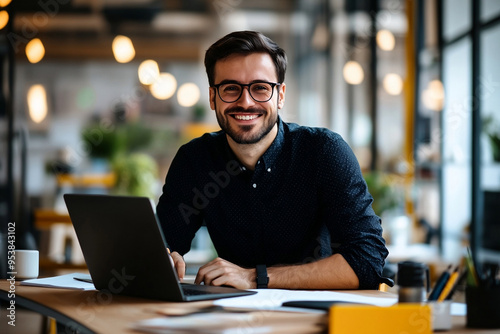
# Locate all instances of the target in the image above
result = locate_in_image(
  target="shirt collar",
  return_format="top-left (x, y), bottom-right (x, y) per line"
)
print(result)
top-left (260, 115), bottom-right (285, 170)
top-left (222, 115), bottom-right (286, 171)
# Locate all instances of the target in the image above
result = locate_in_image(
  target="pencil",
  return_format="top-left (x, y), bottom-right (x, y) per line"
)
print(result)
top-left (445, 268), bottom-right (467, 300)
top-left (466, 247), bottom-right (480, 287)
top-left (437, 266), bottom-right (459, 302)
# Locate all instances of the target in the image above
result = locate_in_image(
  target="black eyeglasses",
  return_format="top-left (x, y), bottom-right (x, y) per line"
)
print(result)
top-left (212, 81), bottom-right (280, 103)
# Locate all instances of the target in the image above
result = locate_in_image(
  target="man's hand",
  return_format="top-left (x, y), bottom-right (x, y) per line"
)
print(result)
top-left (168, 250), bottom-right (186, 281)
top-left (193, 254), bottom-right (359, 290)
top-left (195, 257), bottom-right (256, 289)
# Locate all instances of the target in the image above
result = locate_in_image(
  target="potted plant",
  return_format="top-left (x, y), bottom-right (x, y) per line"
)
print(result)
top-left (363, 171), bottom-right (400, 217)
top-left (81, 117), bottom-right (159, 198)
top-left (364, 171), bottom-right (408, 246)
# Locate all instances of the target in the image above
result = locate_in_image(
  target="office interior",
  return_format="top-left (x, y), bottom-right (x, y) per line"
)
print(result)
top-left (1, 0), bottom-right (499, 291)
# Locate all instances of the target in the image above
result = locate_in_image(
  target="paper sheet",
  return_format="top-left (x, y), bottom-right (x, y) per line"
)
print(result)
top-left (20, 273), bottom-right (96, 290)
top-left (213, 289), bottom-right (398, 310)
top-left (131, 290), bottom-right (397, 333)
top-left (451, 302), bottom-right (466, 316)
top-left (131, 310), bottom-right (327, 334)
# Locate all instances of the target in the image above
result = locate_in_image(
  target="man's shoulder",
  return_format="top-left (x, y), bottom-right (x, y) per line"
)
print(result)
top-left (179, 130), bottom-right (225, 152)
top-left (284, 121), bottom-right (343, 144)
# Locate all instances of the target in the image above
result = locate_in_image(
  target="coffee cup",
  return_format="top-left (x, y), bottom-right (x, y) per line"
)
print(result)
top-left (15, 250), bottom-right (39, 280)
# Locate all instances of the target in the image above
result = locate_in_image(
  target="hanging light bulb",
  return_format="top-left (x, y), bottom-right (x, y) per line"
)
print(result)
top-left (138, 60), bottom-right (160, 85)
top-left (383, 73), bottom-right (403, 95)
top-left (26, 38), bottom-right (45, 64)
top-left (422, 79), bottom-right (445, 111)
top-left (0, 0), bottom-right (12, 7)
top-left (376, 29), bottom-right (395, 51)
top-left (343, 61), bottom-right (364, 85)
top-left (177, 83), bottom-right (200, 107)
top-left (151, 72), bottom-right (177, 100)
top-left (0, 10), bottom-right (9, 30)
top-left (28, 84), bottom-right (48, 123)
top-left (112, 35), bottom-right (135, 63)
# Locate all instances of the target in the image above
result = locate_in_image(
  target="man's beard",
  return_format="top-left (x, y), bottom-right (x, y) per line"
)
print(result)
top-left (216, 106), bottom-right (278, 144)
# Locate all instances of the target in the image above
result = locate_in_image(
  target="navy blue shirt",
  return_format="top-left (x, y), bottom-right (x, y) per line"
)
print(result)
top-left (157, 117), bottom-right (388, 289)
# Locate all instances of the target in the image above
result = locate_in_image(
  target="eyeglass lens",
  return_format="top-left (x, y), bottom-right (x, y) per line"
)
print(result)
top-left (218, 82), bottom-right (275, 103)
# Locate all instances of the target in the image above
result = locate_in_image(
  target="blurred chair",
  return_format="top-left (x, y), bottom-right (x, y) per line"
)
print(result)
top-left (34, 172), bottom-right (115, 274)
top-left (34, 209), bottom-right (86, 274)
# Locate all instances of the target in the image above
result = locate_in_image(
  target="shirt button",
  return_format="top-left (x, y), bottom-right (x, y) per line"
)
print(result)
top-left (253, 183), bottom-right (257, 188)
top-left (257, 161), bottom-right (261, 164)
top-left (242, 166), bottom-right (246, 171)
top-left (267, 168), bottom-right (271, 172)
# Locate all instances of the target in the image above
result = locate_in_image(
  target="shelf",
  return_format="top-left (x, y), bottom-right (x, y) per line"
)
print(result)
top-left (56, 173), bottom-right (116, 188)
top-left (34, 209), bottom-right (72, 229)
top-left (39, 258), bottom-right (87, 271)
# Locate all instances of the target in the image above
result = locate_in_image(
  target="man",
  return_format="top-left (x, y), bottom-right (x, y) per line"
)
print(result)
top-left (157, 31), bottom-right (388, 290)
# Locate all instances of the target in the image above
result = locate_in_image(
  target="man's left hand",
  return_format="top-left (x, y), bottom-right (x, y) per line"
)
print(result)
top-left (195, 257), bottom-right (256, 289)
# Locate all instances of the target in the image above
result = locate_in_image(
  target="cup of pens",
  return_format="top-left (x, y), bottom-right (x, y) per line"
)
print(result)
top-left (465, 259), bottom-right (500, 329)
top-left (466, 285), bottom-right (500, 328)
top-left (426, 265), bottom-right (461, 331)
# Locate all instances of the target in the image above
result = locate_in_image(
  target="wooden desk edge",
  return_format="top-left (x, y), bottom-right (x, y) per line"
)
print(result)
top-left (0, 281), bottom-right (164, 334)
top-left (0, 288), bottom-right (94, 334)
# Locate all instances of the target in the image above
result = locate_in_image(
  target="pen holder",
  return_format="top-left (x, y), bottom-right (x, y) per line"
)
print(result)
top-left (466, 286), bottom-right (500, 328)
top-left (428, 301), bottom-right (452, 331)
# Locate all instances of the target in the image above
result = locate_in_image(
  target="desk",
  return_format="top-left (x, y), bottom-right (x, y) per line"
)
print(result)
top-left (0, 281), bottom-right (497, 334)
top-left (0, 281), bottom-right (166, 334)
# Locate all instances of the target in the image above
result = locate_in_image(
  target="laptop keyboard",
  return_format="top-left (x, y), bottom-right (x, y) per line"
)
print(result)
top-left (182, 287), bottom-right (211, 296)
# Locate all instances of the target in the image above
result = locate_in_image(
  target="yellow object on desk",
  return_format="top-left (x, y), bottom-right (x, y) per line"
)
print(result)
top-left (437, 266), bottom-right (459, 301)
top-left (329, 303), bottom-right (432, 334)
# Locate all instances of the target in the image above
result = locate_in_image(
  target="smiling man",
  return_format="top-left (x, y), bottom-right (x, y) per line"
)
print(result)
top-left (156, 31), bottom-right (388, 290)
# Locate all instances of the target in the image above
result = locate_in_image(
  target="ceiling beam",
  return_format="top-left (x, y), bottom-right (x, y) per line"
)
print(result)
top-left (15, 34), bottom-right (203, 62)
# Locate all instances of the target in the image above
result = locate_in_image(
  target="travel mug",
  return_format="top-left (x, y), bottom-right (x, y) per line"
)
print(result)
top-left (397, 261), bottom-right (429, 303)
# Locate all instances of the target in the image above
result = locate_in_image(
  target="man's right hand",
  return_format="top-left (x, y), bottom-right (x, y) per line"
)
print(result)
top-left (168, 250), bottom-right (186, 280)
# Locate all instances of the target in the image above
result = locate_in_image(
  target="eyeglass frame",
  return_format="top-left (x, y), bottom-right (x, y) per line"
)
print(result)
top-left (211, 81), bottom-right (282, 103)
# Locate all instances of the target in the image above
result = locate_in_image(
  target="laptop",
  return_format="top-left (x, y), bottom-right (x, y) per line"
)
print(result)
top-left (63, 193), bottom-right (256, 302)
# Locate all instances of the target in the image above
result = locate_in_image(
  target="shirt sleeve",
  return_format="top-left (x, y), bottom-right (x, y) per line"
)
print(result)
top-left (317, 133), bottom-right (389, 289)
top-left (156, 145), bottom-right (204, 256)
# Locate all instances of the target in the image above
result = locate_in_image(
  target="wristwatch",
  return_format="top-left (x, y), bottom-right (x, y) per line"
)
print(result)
top-left (256, 264), bottom-right (269, 289)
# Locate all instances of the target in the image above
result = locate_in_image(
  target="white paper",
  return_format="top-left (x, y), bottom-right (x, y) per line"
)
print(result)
top-left (20, 273), bottom-right (96, 290)
top-left (131, 289), bottom-right (397, 333)
top-left (214, 289), bottom-right (397, 310)
top-left (131, 310), bottom-right (327, 334)
top-left (451, 302), bottom-right (466, 316)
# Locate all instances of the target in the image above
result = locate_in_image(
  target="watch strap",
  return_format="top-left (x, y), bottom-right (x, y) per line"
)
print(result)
top-left (256, 264), bottom-right (269, 289)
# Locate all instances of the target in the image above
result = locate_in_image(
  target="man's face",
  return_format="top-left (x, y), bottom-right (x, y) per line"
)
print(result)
top-left (210, 53), bottom-right (286, 145)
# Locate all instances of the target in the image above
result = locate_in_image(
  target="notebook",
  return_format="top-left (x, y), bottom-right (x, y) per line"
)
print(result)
top-left (63, 193), bottom-right (256, 302)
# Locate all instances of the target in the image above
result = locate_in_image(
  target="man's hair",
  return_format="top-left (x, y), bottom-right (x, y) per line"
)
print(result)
top-left (204, 30), bottom-right (287, 87)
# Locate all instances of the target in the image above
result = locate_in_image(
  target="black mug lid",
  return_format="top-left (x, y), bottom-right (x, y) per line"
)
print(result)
top-left (397, 261), bottom-right (428, 287)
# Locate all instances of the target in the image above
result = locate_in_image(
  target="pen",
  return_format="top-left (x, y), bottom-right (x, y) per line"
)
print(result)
top-left (437, 266), bottom-right (459, 302)
top-left (445, 268), bottom-right (467, 300)
top-left (483, 263), bottom-right (499, 288)
top-left (428, 265), bottom-right (451, 301)
top-left (73, 277), bottom-right (93, 284)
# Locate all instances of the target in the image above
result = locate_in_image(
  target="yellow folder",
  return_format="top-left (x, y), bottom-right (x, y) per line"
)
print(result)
top-left (329, 303), bottom-right (432, 334)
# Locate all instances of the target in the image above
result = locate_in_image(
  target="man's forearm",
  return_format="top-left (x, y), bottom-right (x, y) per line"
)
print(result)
top-left (267, 253), bottom-right (359, 290)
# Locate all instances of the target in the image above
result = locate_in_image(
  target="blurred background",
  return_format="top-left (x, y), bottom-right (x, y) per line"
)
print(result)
top-left (0, 0), bottom-right (499, 282)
